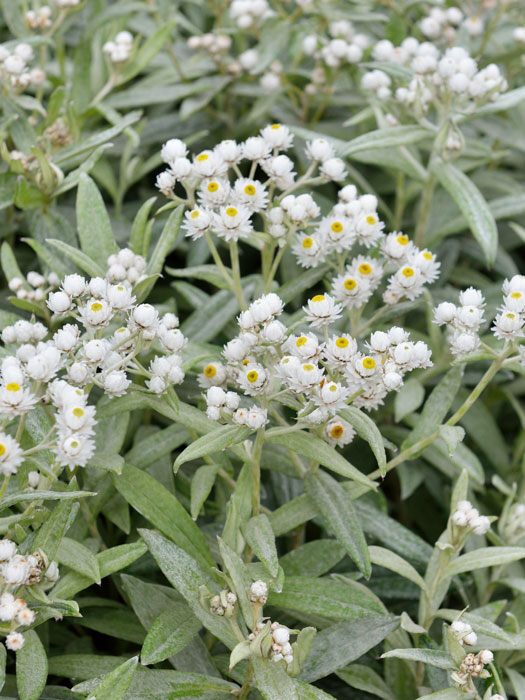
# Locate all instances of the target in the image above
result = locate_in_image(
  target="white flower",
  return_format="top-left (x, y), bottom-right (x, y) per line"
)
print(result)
top-left (434, 302), bottom-right (457, 325)
top-left (56, 433), bottom-right (95, 468)
top-left (0, 433), bottom-right (24, 476)
top-left (315, 381), bottom-right (350, 410)
top-left (239, 363), bottom-right (267, 395)
top-left (16, 607), bottom-right (35, 626)
top-left (2, 556), bottom-right (30, 585)
top-left (479, 650), bottom-right (493, 665)
top-left (158, 327), bottom-right (186, 353)
top-left (62, 274), bottom-right (86, 297)
top-left (286, 362), bottom-right (324, 392)
top-left (250, 580), bottom-right (268, 602)
top-left (102, 371), bottom-right (131, 397)
top-left (5, 631), bottom-right (25, 651)
top-left (193, 150), bottom-right (226, 178)
top-left (133, 304), bottom-right (158, 329)
top-left (331, 273), bottom-right (372, 308)
top-left (161, 138), bottom-right (188, 164)
top-left (242, 136), bottom-right (271, 161)
top-left (233, 178), bottom-right (268, 212)
top-left (198, 178), bottom-right (231, 207)
top-left (213, 205), bottom-right (253, 242)
top-left (106, 284), bottom-right (135, 310)
top-left (284, 333), bottom-right (321, 360)
top-left (323, 335), bottom-right (358, 366)
top-left (262, 155), bottom-right (296, 189)
top-left (306, 138), bottom-right (335, 162)
top-left (80, 298), bottom-right (112, 327)
top-left (199, 362), bottom-right (227, 388)
top-left (320, 157), bottom-right (347, 181)
top-left (53, 324), bottom-right (80, 352)
top-left (245, 406), bottom-right (268, 429)
top-left (324, 418), bottom-right (355, 447)
top-left (47, 291), bottom-right (72, 314)
top-left (260, 123), bottom-right (293, 150)
top-left (57, 404), bottom-right (96, 435)
top-left (272, 627), bottom-right (290, 645)
top-left (492, 311), bottom-right (523, 340)
top-left (303, 294), bottom-right (343, 327)
top-left (0, 539), bottom-right (17, 561)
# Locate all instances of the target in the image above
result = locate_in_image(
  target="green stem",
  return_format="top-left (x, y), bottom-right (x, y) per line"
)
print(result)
top-left (205, 233), bottom-right (234, 288)
top-left (414, 174), bottom-right (436, 248)
top-left (250, 429), bottom-right (265, 515)
top-left (229, 241), bottom-right (247, 309)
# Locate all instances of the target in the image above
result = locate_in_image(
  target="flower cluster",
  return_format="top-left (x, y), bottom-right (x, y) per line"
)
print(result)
top-left (452, 650), bottom-right (493, 688)
top-left (492, 275), bottom-right (525, 341)
top-left (450, 619), bottom-right (477, 647)
top-left (1, 257), bottom-right (187, 474)
top-left (209, 589), bottom-right (237, 617)
top-left (302, 20), bottom-right (369, 73)
top-left (0, 43), bottom-right (45, 91)
top-left (0, 539), bottom-right (59, 652)
top-left (434, 288), bottom-right (485, 357)
top-left (419, 6), bottom-right (464, 41)
top-left (103, 31), bottom-right (134, 64)
top-left (364, 40), bottom-right (507, 113)
top-left (7, 271), bottom-right (59, 304)
top-left (203, 292), bottom-right (432, 451)
top-left (229, 0), bottom-right (272, 29)
top-left (451, 500), bottom-right (490, 536)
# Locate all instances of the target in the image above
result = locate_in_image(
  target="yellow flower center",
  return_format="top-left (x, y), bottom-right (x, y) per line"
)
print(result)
top-left (90, 302), bottom-right (103, 312)
top-left (344, 278), bottom-right (357, 291)
top-left (203, 364), bottom-right (217, 378)
top-left (196, 153), bottom-right (209, 162)
top-left (358, 263), bottom-right (372, 275)
top-left (247, 370), bottom-right (259, 383)
top-left (330, 424), bottom-right (344, 438)
top-left (295, 336), bottom-right (308, 347)
top-left (330, 221), bottom-right (344, 234)
top-left (328, 383), bottom-right (338, 392)
top-left (190, 210), bottom-right (200, 219)
top-left (422, 251), bottom-right (433, 261)
top-left (511, 291), bottom-right (522, 299)
top-left (244, 184), bottom-right (256, 196)
top-left (242, 358), bottom-right (250, 366)
top-left (5, 383), bottom-right (20, 392)
top-left (0, 443), bottom-right (6, 456)
top-left (335, 337), bottom-right (349, 348)
top-left (303, 364), bottom-right (315, 372)
top-left (365, 214), bottom-right (377, 225)
top-left (72, 407), bottom-right (85, 418)
top-left (302, 237), bottom-right (314, 249)
top-left (207, 181), bottom-right (219, 192)
top-left (396, 234), bottom-right (409, 245)
top-left (401, 267), bottom-right (415, 278)
top-left (311, 294), bottom-right (325, 303)
top-left (270, 123), bottom-right (281, 130)
top-left (70, 440), bottom-right (79, 448)
top-left (362, 357), bottom-right (376, 370)
top-left (225, 207), bottom-right (238, 217)
top-left (505, 312), bottom-right (516, 319)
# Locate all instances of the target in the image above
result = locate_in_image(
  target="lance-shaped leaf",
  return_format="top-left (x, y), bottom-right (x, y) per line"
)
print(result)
top-left (267, 429), bottom-right (376, 490)
top-left (244, 514), bottom-right (279, 578)
top-left (253, 656), bottom-right (299, 700)
top-left (80, 656), bottom-right (138, 700)
top-left (445, 547), bottom-right (525, 577)
top-left (340, 406), bottom-right (386, 476)
top-left (369, 546), bottom-right (428, 592)
top-left (432, 159), bottom-right (498, 266)
top-left (174, 425), bottom-right (251, 472)
top-left (76, 173), bottom-right (118, 268)
top-left (305, 470), bottom-right (370, 578)
top-left (381, 648), bottom-right (454, 669)
top-left (16, 631), bottom-right (48, 700)
top-left (141, 604), bottom-right (201, 666)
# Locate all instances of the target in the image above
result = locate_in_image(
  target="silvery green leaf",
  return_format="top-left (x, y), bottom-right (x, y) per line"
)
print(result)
top-left (253, 656), bottom-right (299, 700)
top-left (341, 125), bottom-right (431, 157)
top-left (432, 159), bottom-right (498, 265)
top-left (83, 655), bottom-right (138, 700)
top-left (174, 425), bottom-right (251, 471)
top-left (16, 630), bottom-right (48, 700)
top-left (339, 406), bottom-right (386, 475)
top-left (395, 379), bottom-right (425, 422)
top-left (244, 514), bottom-right (279, 578)
top-left (141, 604), bottom-right (201, 666)
top-left (445, 547), bottom-right (525, 577)
top-left (76, 173), bottom-right (118, 268)
top-left (369, 546), bottom-right (427, 592)
top-left (305, 470), bottom-right (370, 578)
top-left (439, 426), bottom-right (465, 455)
top-left (381, 648), bottom-right (454, 669)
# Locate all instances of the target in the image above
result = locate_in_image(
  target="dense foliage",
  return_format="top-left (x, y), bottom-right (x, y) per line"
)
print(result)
top-left (0, 0), bottom-right (525, 698)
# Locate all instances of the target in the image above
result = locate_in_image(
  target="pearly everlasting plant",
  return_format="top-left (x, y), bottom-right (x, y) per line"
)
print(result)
top-left (0, 0), bottom-right (524, 698)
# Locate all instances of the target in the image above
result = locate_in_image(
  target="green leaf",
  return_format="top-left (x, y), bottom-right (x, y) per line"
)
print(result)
top-left (337, 664), bottom-right (393, 700)
top-left (369, 546), bottom-right (427, 592)
top-left (446, 547), bottom-right (525, 577)
top-left (88, 655), bottom-right (138, 700)
top-left (0, 644), bottom-right (5, 693)
top-left (301, 616), bottom-right (399, 681)
top-left (76, 173), bottom-right (118, 269)
top-left (217, 538), bottom-right (253, 628)
top-left (147, 205), bottom-right (184, 277)
top-left (16, 630), bottom-right (48, 700)
top-left (342, 125), bottom-right (431, 157)
top-left (190, 465), bottom-right (219, 520)
top-left (253, 656), bottom-right (299, 700)
top-left (33, 495), bottom-right (75, 562)
top-left (130, 196), bottom-right (156, 257)
top-left (141, 604), bottom-right (201, 666)
top-left (244, 514), bottom-right (279, 578)
top-left (432, 159), bottom-right (498, 265)
top-left (0, 489), bottom-right (94, 510)
top-left (1, 241), bottom-right (24, 281)
top-left (140, 529), bottom-right (238, 649)
top-left (305, 470), bottom-right (370, 578)
top-left (395, 379), bottom-right (425, 422)
top-left (267, 430), bottom-right (376, 490)
top-left (174, 425), bottom-right (251, 472)
top-left (381, 648), bottom-right (454, 669)
top-left (113, 464), bottom-right (213, 570)
top-left (56, 537), bottom-right (101, 584)
top-left (46, 238), bottom-right (105, 278)
top-left (339, 406), bottom-right (386, 476)
top-left (403, 365), bottom-right (463, 449)
top-left (280, 540), bottom-right (346, 577)
top-left (508, 668), bottom-right (525, 700)
top-left (268, 576), bottom-right (384, 623)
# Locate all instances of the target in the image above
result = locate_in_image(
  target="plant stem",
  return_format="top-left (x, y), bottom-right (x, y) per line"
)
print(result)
top-left (229, 241), bottom-right (247, 309)
top-left (414, 174), bottom-right (436, 248)
top-left (250, 429), bottom-right (265, 515)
